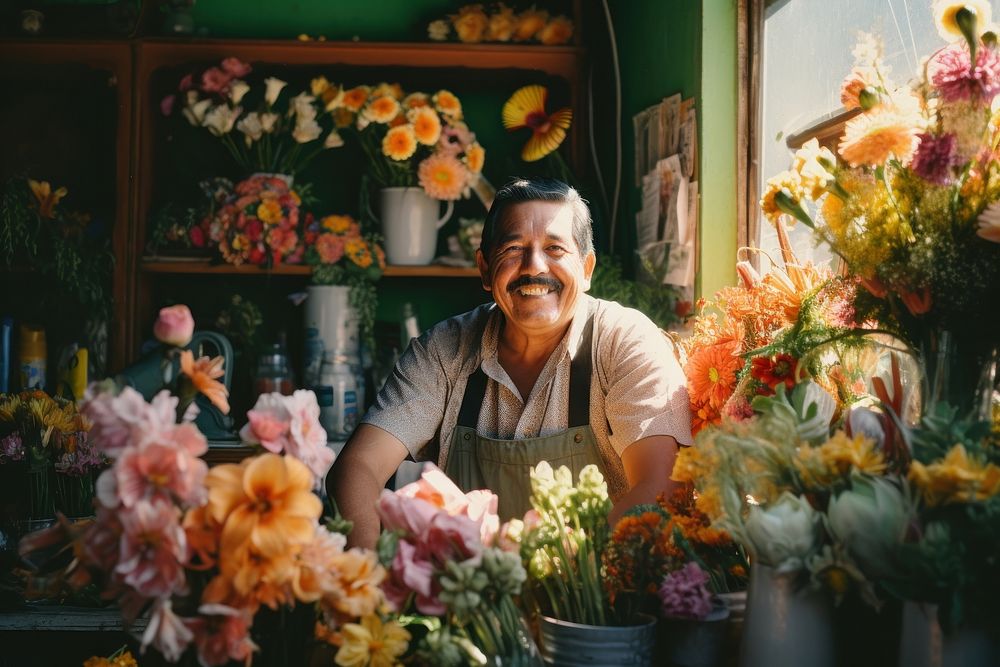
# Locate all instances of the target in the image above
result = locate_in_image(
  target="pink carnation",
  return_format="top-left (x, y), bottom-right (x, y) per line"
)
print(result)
top-left (930, 43), bottom-right (1000, 105)
top-left (315, 232), bottom-right (346, 264)
top-left (659, 562), bottom-right (713, 620)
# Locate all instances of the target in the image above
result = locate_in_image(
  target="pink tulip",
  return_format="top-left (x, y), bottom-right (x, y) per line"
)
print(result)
top-left (153, 304), bottom-right (195, 347)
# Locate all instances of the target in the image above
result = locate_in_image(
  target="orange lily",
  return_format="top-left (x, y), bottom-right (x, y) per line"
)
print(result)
top-left (179, 350), bottom-right (230, 414)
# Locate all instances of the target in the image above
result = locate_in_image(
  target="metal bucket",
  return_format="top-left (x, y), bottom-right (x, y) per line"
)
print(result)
top-left (898, 601), bottom-right (999, 667)
top-left (538, 614), bottom-right (657, 666)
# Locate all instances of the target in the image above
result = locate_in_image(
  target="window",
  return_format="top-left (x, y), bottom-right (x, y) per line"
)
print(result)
top-left (755, 0), bottom-right (942, 266)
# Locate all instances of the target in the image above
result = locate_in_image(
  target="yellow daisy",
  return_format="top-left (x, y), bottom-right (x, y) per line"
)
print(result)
top-left (409, 106), bottom-right (442, 146)
top-left (502, 84), bottom-right (572, 162)
top-left (759, 170), bottom-right (805, 225)
top-left (433, 89), bottom-right (463, 120)
top-left (382, 124), bottom-right (417, 161)
top-left (909, 444), bottom-right (1000, 506)
top-left (334, 615), bottom-right (409, 667)
top-left (371, 82), bottom-right (404, 100)
top-left (514, 8), bottom-right (548, 41)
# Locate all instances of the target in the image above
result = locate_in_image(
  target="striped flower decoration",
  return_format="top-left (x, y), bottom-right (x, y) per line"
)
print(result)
top-left (502, 84), bottom-right (572, 162)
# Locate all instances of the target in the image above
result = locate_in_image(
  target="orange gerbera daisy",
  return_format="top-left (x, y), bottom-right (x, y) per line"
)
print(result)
top-left (418, 153), bottom-right (467, 200)
top-left (684, 341), bottom-right (741, 411)
top-left (403, 92), bottom-right (430, 109)
top-left (340, 86), bottom-right (370, 112)
top-left (207, 454), bottom-right (322, 559)
top-left (464, 141), bottom-right (485, 173)
top-left (409, 106), bottom-right (442, 146)
top-left (433, 89), bottom-right (463, 120)
top-left (838, 107), bottom-right (919, 167)
top-left (382, 125), bottom-right (417, 161)
top-left (502, 85), bottom-right (572, 162)
top-left (364, 95), bottom-right (401, 124)
top-left (179, 349), bottom-right (230, 414)
top-left (539, 16), bottom-right (574, 45)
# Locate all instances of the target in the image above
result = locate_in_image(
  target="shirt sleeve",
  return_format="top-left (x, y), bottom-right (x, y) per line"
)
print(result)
top-left (361, 329), bottom-right (449, 460)
top-left (598, 305), bottom-right (694, 453)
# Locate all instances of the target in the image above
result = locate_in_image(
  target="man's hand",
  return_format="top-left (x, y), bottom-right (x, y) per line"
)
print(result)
top-left (326, 424), bottom-right (409, 549)
top-left (609, 435), bottom-right (680, 526)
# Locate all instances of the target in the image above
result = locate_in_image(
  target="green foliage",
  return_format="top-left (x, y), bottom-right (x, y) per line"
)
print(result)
top-left (588, 256), bottom-right (681, 330)
top-left (0, 178), bottom-right (113, 317)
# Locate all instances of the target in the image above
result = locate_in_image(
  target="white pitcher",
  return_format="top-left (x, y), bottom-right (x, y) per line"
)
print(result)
top-left (379, 187), bottom-right (454, 265)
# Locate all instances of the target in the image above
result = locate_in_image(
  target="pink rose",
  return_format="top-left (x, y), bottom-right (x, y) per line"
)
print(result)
top-left (200, 67), bottom-right (232, 94)
top-left (154, 304), bottom-right (195, 347)
top-left (220, 57), bottom-right (252, 78)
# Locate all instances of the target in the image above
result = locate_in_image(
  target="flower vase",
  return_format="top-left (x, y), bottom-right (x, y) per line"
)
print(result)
top-left (919, 328), bottom-right (998, 419)
top-left (656, 603), bottom-right (730, 667)
top-left (379, 187), bottom-right (454, 265)
top-left (538, 614), bottom-right (657, 666)
top-left (738, 564), bottom-right (834, 667)
top-left (898, 601), bottom-right (999, 667)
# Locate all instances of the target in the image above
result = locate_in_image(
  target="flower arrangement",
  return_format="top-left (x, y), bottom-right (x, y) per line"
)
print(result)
top-left (758, 1), bottom-right (1000, 411)
top-left (161, 58), bottom-right (345, 177)
top-left (322, 80), bottom-right (485, 201)
top-left (681, 218), bottom-right (868, 435)
top-left (427, 4), bottom-right (574, 45)
top-left (0, 390), bottom-right (101, 520)
top-left (17, 308), bottom-right (391, 667)
top-left (372, 464), bottom-right (540, 665)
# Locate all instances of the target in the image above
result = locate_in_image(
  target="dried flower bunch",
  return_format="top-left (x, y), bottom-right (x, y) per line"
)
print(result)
top-left (428, 3), bottom-right (573, 45)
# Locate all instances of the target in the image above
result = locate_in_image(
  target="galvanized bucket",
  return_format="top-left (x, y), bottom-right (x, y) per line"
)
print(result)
top-left (538, 614), bottom-right (657, 666)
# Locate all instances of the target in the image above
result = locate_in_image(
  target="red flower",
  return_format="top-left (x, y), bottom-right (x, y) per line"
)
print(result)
top-left (750, 354), bottom-right (798, 393)
top-left (248, 247), bottom-right (266, 265)
top-left (189, 226), bottom-right (206, 248)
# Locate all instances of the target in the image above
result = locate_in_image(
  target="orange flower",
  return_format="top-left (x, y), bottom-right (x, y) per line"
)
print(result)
top-left (206, 454), bottom-right (322, 559)
top-left (340, 86), bottom-right (370, 112)
top-left (321, 214), bottom-right (355, 234)
top-left (539, 16), bottom-right (574, 45)
top-left (382, 125), bottom-right (417, 161)
top-left (403, 92), bottom-right (430, 109)
top-left (364, 95), bottom-right (401, 124)
top-left (371, 82), bottom-right (404, 100)
top-left (256, 199), bottom-right (283, 225)
top-left (418, 153), bottom-right (467, 200)
top-left (502, 84), bottom-right (572, 162)
top-left (451, 4), bottom-right (488, 43)
top-left (433, 89), bottom-right (463, 120)
top-left (182, 505), bottom-right (220, 570)
top-left (464, 141), bottom-right (485, 173)
top-left (179, 350), bottom-right (230, 414)
top-left (409, 106), bottom-right (442, 146)
top-left (487, 4), bottom-right (516, 41)
top-left (839, 107), bottom-right (919, 167)
top-left (514, 8), bottom-right (548, 41)
top-left (684, 340), bottom-right (741, 411)
top-left (345, 237), bottom-right (374, 268)
top-left (28, 179), bottom-right (68, 219)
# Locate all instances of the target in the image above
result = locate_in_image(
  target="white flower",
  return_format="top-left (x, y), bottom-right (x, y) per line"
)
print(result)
top-left (202, 104), bottom-right (241, 136)
top-left (259, 112), bottom-right (279, 133)
top-left (291, 92), bottom-right (318, 122)
top-left (228, 80), bottom-right (250, 105)
top-left (742, 492), bottom-right (822, 573)
top-left (236, 112), bottom-right (264, 143)
top-left (976, 200), bottom-right (1000, 242)
top-left (323, 130), bottom-right (344, 148)
top-left (792, 381), bottom-right (837, 442)
top-left (827, 477), bottom-right (910, 578)
top-left (845, 406), bottom-right (886, 450)
top-left (264, 77), bottom-right (287, 106)
top-left (292, 117), bottom-right (322, 143)
top-left (182, 98), bottom-right (212, 126)
top-left (428, 19), bottom-right (451, 41)
top-left (933, 0), bottom-right (992, 42)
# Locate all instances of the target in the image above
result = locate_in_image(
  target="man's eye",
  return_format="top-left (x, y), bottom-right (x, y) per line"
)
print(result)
top-left (547, 246), bottom-right (567, 254)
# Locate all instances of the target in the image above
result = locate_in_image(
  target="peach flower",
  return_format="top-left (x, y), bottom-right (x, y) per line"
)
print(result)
top-left (153, 304), bottom-right (195, 347)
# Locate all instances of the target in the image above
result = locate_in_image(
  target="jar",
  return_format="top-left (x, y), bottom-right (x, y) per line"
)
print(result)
top-left (317, 354), bottom-right (359, 440)
top-left (254, 342), bottom-right (295, 397)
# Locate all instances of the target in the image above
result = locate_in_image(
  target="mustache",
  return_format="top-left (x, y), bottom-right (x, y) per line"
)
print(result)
top-left (507, 275), bottom-right (563, 293)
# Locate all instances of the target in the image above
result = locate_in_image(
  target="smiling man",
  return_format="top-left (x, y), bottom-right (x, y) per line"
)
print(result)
top-left (327, 178), bottom-right (693, 548)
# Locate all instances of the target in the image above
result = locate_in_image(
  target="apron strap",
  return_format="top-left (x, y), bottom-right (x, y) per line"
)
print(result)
top-left (456, 305), bottom-right (596, 430)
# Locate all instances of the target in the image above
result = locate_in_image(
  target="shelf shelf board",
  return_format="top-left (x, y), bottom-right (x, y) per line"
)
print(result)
top-left (140, 258), bottom-right (480, 278)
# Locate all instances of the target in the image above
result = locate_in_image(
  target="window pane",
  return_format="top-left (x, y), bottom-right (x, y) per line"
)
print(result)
top-left (757, 0), bottom-right (940, 266)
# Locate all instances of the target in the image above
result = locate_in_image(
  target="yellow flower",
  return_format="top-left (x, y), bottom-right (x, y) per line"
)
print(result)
top-left (321, 214), bottom-right (355, 234)
top-left (821, 193), bottom-right (847, 235)
top-left (408, 106), bottom-right (442, 146)
top-left (909, 444), bottom-right (1000, 506)
top-left (759, 170), bottom-right (805, 225)
top-left (364, 95), bottom-right (401, 125)
top-left (792, 138), bottom-right (836, 200)
top-left (487, 3), bottom-right (517, 41)
top-left (839, 107), bottom-right (919, 168)
top-left (381, 125), bottom-right (417, 161)
top-left (433, 89), bottom-right (463, 120)
top-left (28, 179), bottom-right (68, 219)
top-left (451, 4), bottom-right (489, 43)
top-left (371, 82), bottom-right (404, 100)
top-left (345, 238), bottom-right (373, 268)
top-left (311, 76), bottom-right (332, 96)
top-left (257, 199), bottom-right (283, 225)
top-left (933, 0), bottom-right (992, 42)
top-left (464, 142), bottom-right (485, 173)
top-left (514, 8), bottom-right (548, 41)
top-left (539, 16), bottom-right (574, 45)
top-left (502, 84), bottom-right (572, 162)
top-left (335, 615), bottom-right (410, 667)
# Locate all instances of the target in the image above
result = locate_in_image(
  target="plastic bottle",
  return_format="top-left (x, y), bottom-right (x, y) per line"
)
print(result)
top-left (317, 353), bottom-right (358, 441)
top-left (18, 324), bottom-right (46, 390)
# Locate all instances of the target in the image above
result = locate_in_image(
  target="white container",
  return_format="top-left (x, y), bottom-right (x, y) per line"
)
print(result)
top-left (317, 355), bottom-right (359, 441)
top-left (379, 187), bottom-right (454, 265)
top-left (304, 285), bottom-right (359, 387)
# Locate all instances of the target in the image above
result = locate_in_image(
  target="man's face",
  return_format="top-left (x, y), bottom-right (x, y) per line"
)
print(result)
top-left (477, 200), bottom-right (596, 337)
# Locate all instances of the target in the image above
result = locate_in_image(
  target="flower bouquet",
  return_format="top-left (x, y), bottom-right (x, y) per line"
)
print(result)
top-left (759, 1), bottom-right (1000, 415)
top-left (427, 4), bottom-right (574, 45)
top-left (0, 390), bottom-right (102, 523)
top-left (372, 464), bottom-right (541, 666)
top-left (161, 58), bottom-right (345, 177)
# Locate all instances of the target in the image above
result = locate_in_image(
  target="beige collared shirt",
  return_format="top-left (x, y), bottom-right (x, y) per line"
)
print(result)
top-left (362, 295), bottom-right (694, 499)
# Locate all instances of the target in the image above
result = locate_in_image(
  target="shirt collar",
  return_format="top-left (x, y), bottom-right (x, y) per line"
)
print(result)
top-left (480, 293), bottom-right (593, 373)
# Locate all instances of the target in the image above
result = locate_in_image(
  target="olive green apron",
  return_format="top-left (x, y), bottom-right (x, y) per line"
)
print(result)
top-left (444, 309), bottom-right (606, 521)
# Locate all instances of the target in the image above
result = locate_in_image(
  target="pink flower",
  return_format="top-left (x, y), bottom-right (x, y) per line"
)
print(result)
top-left (658, 562), bottom-right (713, 620)
top-left (112, 425), bottom-right (209, 508)
top-left (930, 43), bottom-right (1000, 104)
top-left (154, 304), bottom-right (195, 347)
top-left (81, 505), bottom-right (123, 570)
top-left (189, 225), bottom-right (206, 248)
top-left (142, 598), bottom-right (195, 663)
top-left (186, 603), bottom-right (257, 667)
top-left (426, 512), bottom-right (484, 562)
top-left (284, 390), bottom-right (334, 483)
top-left (178, 74), bottom-right (193, 92)
top-left (116, 498), bottom-right (188, 599)
top-left (240, 393), bottom-right (292, 453)
top-left (391, 540), bottom-right (445, 615)
top-left (82, 386), bottom-right (177, 458)
top-left (377, 490), bottom-right (439, 537)
top-left (911, 133), bottom-right (959, 184)
top-left (161, 94), bottom-right (176, 116)
top-left (315, 232), bottom-right (346, 264)
top-left (200, 67), bottom-right (233, 95)
top-left (220, 57), bottom-right (251, 78)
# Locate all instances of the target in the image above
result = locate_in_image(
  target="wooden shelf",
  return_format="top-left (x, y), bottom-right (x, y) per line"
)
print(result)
top-left (140, 258), bottom-right (480, 278)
